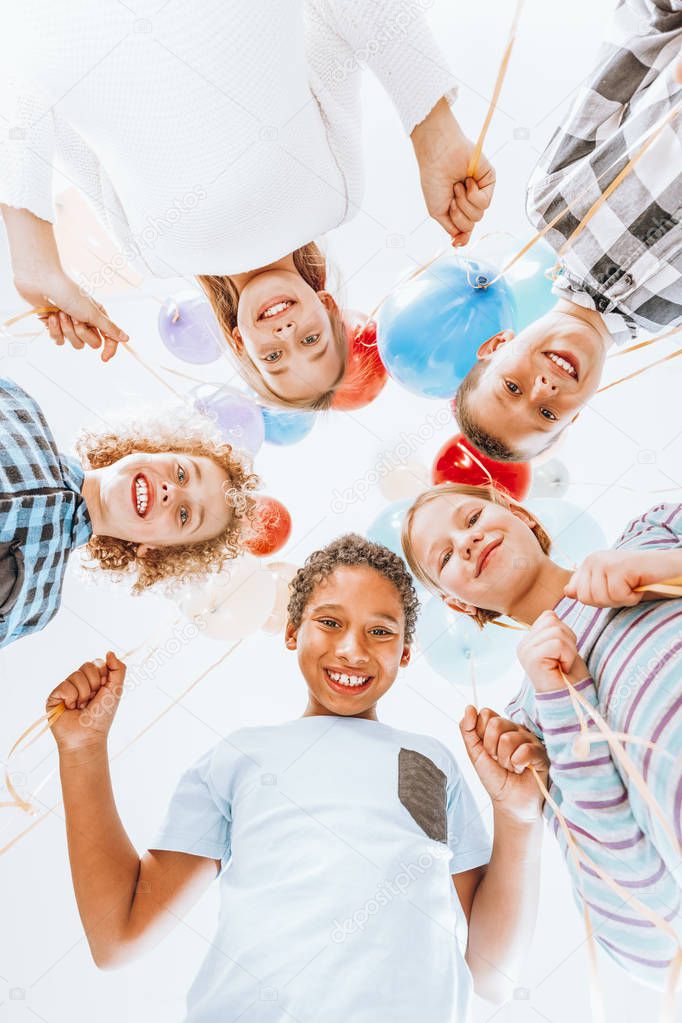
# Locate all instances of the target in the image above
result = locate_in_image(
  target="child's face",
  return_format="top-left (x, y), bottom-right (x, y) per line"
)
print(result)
top-left (409, 493), bottom-right (545, 617)
top-left (235, 268), bottom-right (344, 403)
top-left (286, 565), bottom-right (411, 718)
top-left (468, 311), bottom-right (608, 458)
top-left (93, 451), bottom-right (233, 550)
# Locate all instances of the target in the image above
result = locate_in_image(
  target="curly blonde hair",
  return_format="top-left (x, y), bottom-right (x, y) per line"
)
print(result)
top-left (401, 482), bottom-right (552, 628)
top-left (76, 406), bottom-right (260, 593)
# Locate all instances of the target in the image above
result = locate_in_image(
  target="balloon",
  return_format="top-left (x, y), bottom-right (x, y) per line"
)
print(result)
top-left (245, 497), bottom-right (292, 557)
top-left (376, 253), bottom-right (517, 399)
top-left (262, 561), bottom-right (299, 634)
top-left (503, 239), bottom-right (557, 330)
top-left (158, 291), bottom-right (225, 364)
top-left (194, 384), bottom-right (265, 454)
top-left (525, 498), bottom-right (606, 569)
top-left (179, 555), bottom-right (277, 641)
top-left (417, 596), bottom-right (519, 683)
top-left (432, 433), bottom-right (531, 500)
top-left (332, 315), bottom-right (388, 411)
top-left (262, 406), bottom-right (315, 446)
top-left (366, 500), bottom-right (426, 595)
top-left (529, 458), bottom-right (570, 499)
top-left (378, 459), bottom-right (430, 502)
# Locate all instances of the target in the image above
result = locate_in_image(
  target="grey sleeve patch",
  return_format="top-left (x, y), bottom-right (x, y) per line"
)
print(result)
top-left (398, 747), bottom-right (447, 843)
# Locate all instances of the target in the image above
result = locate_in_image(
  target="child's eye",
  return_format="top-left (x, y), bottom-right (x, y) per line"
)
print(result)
top-left (179, 506), bottom-right (189, 526)
top-left (177, 465), bottom-right (186, 484)
top-left (301, 334), bottom-right (320, 346)
top-left (264, 350), bottom-right (283, 363)
top-left (540, 407), bottom-right (558, 421)
top-left (369, 627), bottom-right (393, 637)
top-left (440, 550), bottom-right (452, 571)
top-left (318, 617), bottom-right (339, 628)
top-left (468, 510), bottom-right (481, 527)
top-left (505, 380), bottom-right (521, 395)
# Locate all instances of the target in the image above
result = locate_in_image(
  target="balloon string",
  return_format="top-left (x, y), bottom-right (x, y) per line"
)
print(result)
top-left (2, 621), bottom-right (182, 815)
top-left (596, 346), bottom-right (682, 394)
top-left (467, 0), bottom-right (525, 178)
top-left (611, 325), bottom-right (682, 359)
top-left (120, 342), bottom-right (184, 399)
top-left (469, 653), bottom-right (478, 707)
top-left (0, 638), bottom-right (240, 855)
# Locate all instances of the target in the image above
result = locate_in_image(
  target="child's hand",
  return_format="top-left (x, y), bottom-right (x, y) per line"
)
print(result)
top-left (565, 549), bottom-right (681, 608)
top-left (410, 99), bottom-right (495, 246)
top-left (460, 706), bottom-right (548, 822)
top-left (517, 611), bottom-right (590, 693)
top-left (46, 651), bottom-right (126, 752)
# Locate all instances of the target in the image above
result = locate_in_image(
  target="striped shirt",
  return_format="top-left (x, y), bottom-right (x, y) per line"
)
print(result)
top-left (0, 378), bottom-right (92, 648)
top-left (506, 503), bottom-right (682, 986)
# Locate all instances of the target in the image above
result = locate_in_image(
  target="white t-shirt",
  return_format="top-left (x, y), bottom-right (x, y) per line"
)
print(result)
top-left (151, 716), bottom-right (492, 1023)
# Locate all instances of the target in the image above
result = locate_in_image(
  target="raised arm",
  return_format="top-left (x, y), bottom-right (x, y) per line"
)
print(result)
top-left (48, 653), bottom-right (217, 969)
top-left (518, 612), bottom-right (682, 987)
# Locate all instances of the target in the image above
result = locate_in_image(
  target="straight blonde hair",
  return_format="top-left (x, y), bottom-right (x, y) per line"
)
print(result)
top-left (198, 243), bottom-right (348, 411)
top-left (401, 481), bottom-right (552, 628)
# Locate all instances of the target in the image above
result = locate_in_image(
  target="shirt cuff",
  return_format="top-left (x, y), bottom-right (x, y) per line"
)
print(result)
top-left (535, 676), bottom-right (597, 733)
top-left (150, 830), bottom-right (229, 870)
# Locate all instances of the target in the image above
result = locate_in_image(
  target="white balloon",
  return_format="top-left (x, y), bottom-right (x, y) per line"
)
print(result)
top-left (379, 460), bottom-right (430, 502)
top-left (262, 562), bottom-right (299, 635)
top-left (179, 555), bottom-right (277, 641)
top-left (530, 458), bottom-right (570, 499)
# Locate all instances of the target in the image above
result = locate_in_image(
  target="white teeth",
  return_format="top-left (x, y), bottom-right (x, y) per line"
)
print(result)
top-left (328, 670), bottom-right (370, 688)
top-left (261, 300), bottom-right (292, 319)
top-left (547, 352), bottom-right (577, 378)
top-left (135, 477), bottom-right (149, 514)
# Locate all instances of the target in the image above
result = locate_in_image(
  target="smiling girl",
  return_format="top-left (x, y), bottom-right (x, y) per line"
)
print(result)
top-left (0, 377), bottom-right (257, 648)
top-left (402, 483), bottom-right (682, 985)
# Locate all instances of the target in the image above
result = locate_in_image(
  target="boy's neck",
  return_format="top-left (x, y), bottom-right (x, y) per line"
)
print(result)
top-left (555, 297), bottom-right (614, 353)
top-left (80, 470), bottom-right (104, 539)
top-left (302, 695), bottom-right (379, 721)
top-left (230, 252), bottom-right (298, 292)
top-left (507, 559), bottom-right (573, 627)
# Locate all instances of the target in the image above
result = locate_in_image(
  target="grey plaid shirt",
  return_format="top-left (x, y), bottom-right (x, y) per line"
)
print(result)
top-left (526, 0), bottom-right (682, 346)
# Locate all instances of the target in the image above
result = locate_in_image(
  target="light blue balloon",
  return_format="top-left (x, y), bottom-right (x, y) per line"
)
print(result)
top-left (526, 498), bottom-right (607, 569)
top-left (417, 596), bottom-right (519, 683)
top-left (504, 239), bottom-right (557, 330)
top-left (366, 500), bottom-right (428, 597)
top-left (262, 407), bottom-right (315, 446)
top-left (377, 252), bottom-right (517, 399)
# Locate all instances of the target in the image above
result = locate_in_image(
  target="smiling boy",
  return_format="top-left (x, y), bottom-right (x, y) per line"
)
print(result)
top-left (455, 1), bottom-right (682, 462)
top-left (49, 534), bottom-right (548, 1021)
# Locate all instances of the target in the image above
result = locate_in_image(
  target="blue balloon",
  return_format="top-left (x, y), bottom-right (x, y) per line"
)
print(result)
top-left (525, 498), bottom-right (607, 569)
top-left (417, 596), bottom-right (519, 683)
top-left (505, 239), bottom-right (557, 330)
top-left (366, 500), bottom-right (427, 596)
top-left (262, 407), bottom-right (315, 446)
top-left (377, 253), bottom-right (517, 399)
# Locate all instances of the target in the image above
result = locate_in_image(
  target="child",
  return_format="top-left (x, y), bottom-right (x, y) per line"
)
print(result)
top-left (402, 482), bottom-right (682, 985)
top-left (48, 534), bottom-right (547, 1020)
top-left (0, 376), bottom-right (257, 648)
top-left (454, 0), bottom-right (682, 462)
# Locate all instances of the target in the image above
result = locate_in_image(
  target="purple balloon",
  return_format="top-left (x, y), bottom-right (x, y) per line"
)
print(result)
top-left (158, 291), bottom-right (225, 365)
top-left (195, 386), bottom-right (265, 454)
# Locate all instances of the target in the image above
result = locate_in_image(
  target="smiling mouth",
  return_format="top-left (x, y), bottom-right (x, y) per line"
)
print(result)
top-left (324, 667), bottom-right (373, 694)
top-left (257, 298), bottom-right (296, 322)
top-left (132, 473), bottom-right (154, 518)
top-left (544, 350), bottom-right (579, 382)
top-left (475, 538), bottom-right (502, 578)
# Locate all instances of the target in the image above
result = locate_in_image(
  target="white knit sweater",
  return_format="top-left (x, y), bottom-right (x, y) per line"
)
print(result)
top-left (0, 1), bottom-right (457, 277)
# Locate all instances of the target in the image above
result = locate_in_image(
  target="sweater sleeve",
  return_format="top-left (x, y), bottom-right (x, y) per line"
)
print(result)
top-left (536, 678), bottom-right (682, 988)
top-left (0, 76), bottom-right (57, 222)
top-left (307, 0), bottom-right (458, 134)
top-left (614, 503), bottom-right (682, 554)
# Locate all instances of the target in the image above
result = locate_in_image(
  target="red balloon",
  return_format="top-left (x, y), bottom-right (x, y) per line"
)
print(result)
top-left (245, 497), bottom-right (292, 557)
top-left (331, 314), bottom-right (388, 411)
top-left (432, 433), bottom-right (531, 500)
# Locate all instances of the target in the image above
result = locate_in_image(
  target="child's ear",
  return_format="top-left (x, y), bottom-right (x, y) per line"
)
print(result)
top-left (317, 290), bottom-right (339, 314)
top-left (230, 326), bottom-right (244, 354)
top-left (284, 621), bottom-right (298, 650)
top-left (476, 329), bottom-right (515, 361)
top-left (400, 645), bottom-right (412, 669)
top-left (442, 593), bottom-right (478, 618)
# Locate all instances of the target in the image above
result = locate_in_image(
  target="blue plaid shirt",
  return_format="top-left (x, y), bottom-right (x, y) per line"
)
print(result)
top-left (0, 378), bottom-right (92, 648)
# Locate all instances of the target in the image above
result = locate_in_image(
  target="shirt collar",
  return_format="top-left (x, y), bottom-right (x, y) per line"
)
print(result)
top-left (60, 455), bottom-right (93, 548)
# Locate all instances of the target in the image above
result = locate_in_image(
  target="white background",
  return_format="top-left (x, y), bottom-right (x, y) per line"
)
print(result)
top-left (1, 1), bottom-right (681, 1021)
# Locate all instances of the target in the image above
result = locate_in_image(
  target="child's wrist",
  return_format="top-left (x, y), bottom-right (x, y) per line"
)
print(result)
top-left (57, 739), bottom-right (109, 768)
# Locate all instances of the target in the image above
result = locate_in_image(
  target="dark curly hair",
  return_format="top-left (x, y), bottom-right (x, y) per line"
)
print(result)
top-left (287, 533), bottom-right (420, 643)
